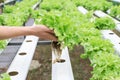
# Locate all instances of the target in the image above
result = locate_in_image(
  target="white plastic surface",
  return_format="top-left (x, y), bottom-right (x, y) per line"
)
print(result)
top-left (94, 10), bottom-right (120, 25)
top-left (116, 24), bottom-right (120, 32)
top-left (32, 1), bottom-right (41, 9)
top-left (101, 30), bottom-right (120, 55)
top-left (52, 47), bottom-right (74, 80)
top-left (7, 36), bottom-right (39, 80)
top-left (78, 6), bottom-right (88, 14)
top-left (0, 49), bottom-right (3, 55)
top-left (112, 0), bottom-right (120, 2)
top-left (4, 0), bottom-right (15, 3)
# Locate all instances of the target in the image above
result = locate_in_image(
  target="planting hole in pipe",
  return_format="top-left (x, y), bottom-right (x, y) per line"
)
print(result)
top-left (8, 71), bottom-right (18, 76)
top-left (26, 40), bottom-right (32, 42)
top-left (56, 59), bottom-right (65, 63)
top-left (109, 33), bottom-right (114, 35)
top-left (19, 52), bottom-right (27, 55)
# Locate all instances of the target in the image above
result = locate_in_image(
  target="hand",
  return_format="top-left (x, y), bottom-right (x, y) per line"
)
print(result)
top-left (30, 25), bottom-right (58, 41)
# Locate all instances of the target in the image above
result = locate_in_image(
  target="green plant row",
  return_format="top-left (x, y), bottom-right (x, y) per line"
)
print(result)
top-left (31, 0), bottom-right (120, 80)
top-left (0, 0), bottom-right (39, 26)
top-left (71, 0), bottom-right (113, 12)
top-left (71, 0), bottom-right (120, 22)
top-left (108, 5), bottom-right (120, 19)
top-left (76, 4), bottom-right (120, 80)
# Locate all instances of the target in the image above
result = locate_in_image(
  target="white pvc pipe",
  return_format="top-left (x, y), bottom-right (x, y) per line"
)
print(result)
top-left (7, 36), bottom-right (39, 80)
top-left (78, 6), bottom-right (88, 14)
top-left (101, 30), bottom-right (120, 55)
top-left (32, 0), bottom-right (41, 9)
top-left (116, 24), bottom-right (120, 32)
top-left (94, 10), bottom-right (120, 24)
top-left (4, 0), bottom-right (15, 4)
top-left (112, 0), bottom-right (120, 3)
top-left (52, 47), bottom-right (74, 80)
top-left (0, 49), bottom-right (3, 54)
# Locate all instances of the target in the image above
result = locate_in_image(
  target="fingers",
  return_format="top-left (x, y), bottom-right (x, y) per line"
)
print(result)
top-left (40, 32), bottom-right (58, 41)
top-left (36, 25), bottom-right (55, 33)
top-left (47, 31), bottom-right (58, 38)
top-left (42, 26), bottom-right (57, 40)
top-left (47, 32), bottom-right (58, 41)
top-left (46, 29), bottom-right (55, 34)
top-left (41, 25), bottom-right (55, 34)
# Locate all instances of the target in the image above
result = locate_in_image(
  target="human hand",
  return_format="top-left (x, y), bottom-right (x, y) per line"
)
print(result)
top-left (30, 25), bottom-right (58, 41)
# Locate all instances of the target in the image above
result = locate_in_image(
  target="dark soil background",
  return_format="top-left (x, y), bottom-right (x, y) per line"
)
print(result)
top-left (27, 45), bottom-right (52, 80)
top-left (69, 45), bottom-right (92, 80)
top-left (27, 44), bottom-right (93, 80)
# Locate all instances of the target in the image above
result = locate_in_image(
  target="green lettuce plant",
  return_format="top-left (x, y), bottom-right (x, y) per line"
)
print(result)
top-left (0, 73), bottom-right (10, 80)
top-left (94, 17), bottom-right (115, 30)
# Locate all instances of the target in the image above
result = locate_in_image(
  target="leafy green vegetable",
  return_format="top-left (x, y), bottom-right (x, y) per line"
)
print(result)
top-left (109, 5), bottom-right (120, 19)
top-left (3, 5), bottom-right (15, 13)
top-left (91, 53), bottom-right (120, 80)
top-left (72, 0), bottom-right (113, 12)
top-left (81, 37), bottom-right (114, 59)
top-left (0, 0), bottom-right (38, 26)
top-left (0, 15), bottom-right (4, 25)
top-left (40, 0), bottom-right (64, 11)
top-left (33, 0), bottom-right (120, 79)
top-left (40, 0), bottom-right (76, 12)
top-left (0, 40), bottom-right (7, 49)
top-left (35, 10), bottom-right (81, 49)
top-left (94, 17), bottom-right (115, 30)
top-left (0, 73), bottom-right (11, 80)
